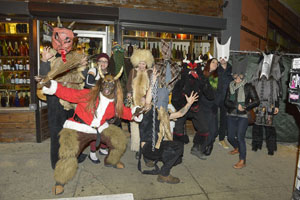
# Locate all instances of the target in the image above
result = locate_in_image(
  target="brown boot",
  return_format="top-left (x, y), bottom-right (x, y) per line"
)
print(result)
top-left (52, 184), bottom-right (64, 195)
top-left (228, 148), bottom-right (239, 155)
top-left (157, 174), bottom-right (180, 184)
top-left (105, 161), bottom-right (125, 169)
top-left (233, 160), bottom-right (246, 169)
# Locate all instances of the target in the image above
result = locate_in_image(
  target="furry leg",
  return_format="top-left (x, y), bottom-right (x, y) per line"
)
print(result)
top-left (54, 128), bottom-right (79, 185)
top-left (130, 121), bottom-right (140, 152)
top-left (102, 125), bottom-right (128, 165)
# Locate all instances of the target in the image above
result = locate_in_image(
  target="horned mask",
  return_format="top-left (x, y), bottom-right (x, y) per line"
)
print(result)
top-left (99, 67), bottom-right (123, 98)
top-left (215, 37), bottom-right (231, 62)
top-left (52, 17), bottom-right (75, 62)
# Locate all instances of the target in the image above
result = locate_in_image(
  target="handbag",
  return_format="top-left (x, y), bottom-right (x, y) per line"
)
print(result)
top-left (247, 109), bottom-right (256, 125)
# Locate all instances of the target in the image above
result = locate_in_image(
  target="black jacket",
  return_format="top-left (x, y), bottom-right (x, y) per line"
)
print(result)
top-left (225, 82), bottom-right (260, 115)
top-left (216, 63), bottom-right (233, 106)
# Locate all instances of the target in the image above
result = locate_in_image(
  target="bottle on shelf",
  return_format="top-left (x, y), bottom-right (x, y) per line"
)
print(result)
top-left (0, 71), bottom-right (5, 84)
top-left (26, 72), bottom-right (30, 84)
top-left (24, 42), bottom-right (29, 56)
top-left (19, 41), bottom-right (26, 56)
top-left (2, 40), bottom-right (8, 56)
top-left (1, 92), bottom-right (7, 107)
top-left (157, 42), bottom-right (161, 58)
top-left (19, 91), bottom-right (25, 107)
top-left (128, 43), bottom-right (133, 57)
top-left (9, 91), bottom-right (14, 107)
top-left (14, 91), bottom-right (20, 107)
top-left (180, 45), bottom-right (183, 60)
top-left (11, 59), bottom-right (16, 71)
top-left (14, 41), bottom-right (20, 56)
top-left (24, 91), bottom-right (30, 107)
top-left (142, 42), bottom-right (145, 49)
top-left (15, 73), bottom-right (19, 85)
top-left (10, 73), bottom-right (15, 85)
top-left (7, 41), bottom-right (14, 56)
top-left (192, 48), bottom-right (196, 61)
top-left (25, 59), bottom-right (30, 71)
top-left (187, 46), bottom-right (191, 60)
top-left (147, 43), bottom-right (150, 50)
top-left (172, 44), bottom-right (176, 59)
top-left (138, 41), bottom-right (141, 49)
top-left (183, 45), bottom-right (187, 59)
top-left (152, 43), bottom-right (157, 58)
top-left (176, 45), bottom-right (180, 60)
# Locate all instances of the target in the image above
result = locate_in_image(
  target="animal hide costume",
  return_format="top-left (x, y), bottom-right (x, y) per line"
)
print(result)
top-left (42, 71), bottom-right (142, 195)
top-left (127, 49), bottom-right (154, 152)
top-left (39, 17), bottom-right (87, 169)
top-left (251, 52), bottom-right (283, 155)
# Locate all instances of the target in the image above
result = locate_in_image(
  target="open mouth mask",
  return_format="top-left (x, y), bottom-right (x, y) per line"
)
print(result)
top-left (51, 17), bottom-right (75, 62)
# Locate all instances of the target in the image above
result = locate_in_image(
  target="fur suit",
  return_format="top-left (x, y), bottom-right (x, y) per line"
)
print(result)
top-left (42, 79), bottom-right (141, 194)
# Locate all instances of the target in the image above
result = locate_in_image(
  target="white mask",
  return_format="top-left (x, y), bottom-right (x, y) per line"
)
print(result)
top-left (215, 37), bottom-right (231, 62)
top-left (260, 53), bottom-right (273, 80)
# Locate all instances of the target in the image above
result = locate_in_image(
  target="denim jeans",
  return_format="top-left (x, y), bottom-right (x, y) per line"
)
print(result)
top-left (227, 116), bottom-right (249, 160)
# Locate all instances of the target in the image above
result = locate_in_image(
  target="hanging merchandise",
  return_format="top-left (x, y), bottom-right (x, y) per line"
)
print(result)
top-left (288, 58), bottom-right (300, 111)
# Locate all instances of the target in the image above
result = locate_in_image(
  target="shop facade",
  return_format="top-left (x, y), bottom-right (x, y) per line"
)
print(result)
top-left (0, 1), bottom-right (226, 143)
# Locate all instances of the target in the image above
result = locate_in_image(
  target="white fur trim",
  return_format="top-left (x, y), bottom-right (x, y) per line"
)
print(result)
top-left (90, 92), bottom-right (114, 127)
top-left (63, 120), bottom-right (109, 134)
top-left (42, 80), bottom-right (58, 95)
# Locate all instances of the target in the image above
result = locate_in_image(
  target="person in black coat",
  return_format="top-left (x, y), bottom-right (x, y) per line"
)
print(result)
top-left (225, 56), bottom-right (260, 169)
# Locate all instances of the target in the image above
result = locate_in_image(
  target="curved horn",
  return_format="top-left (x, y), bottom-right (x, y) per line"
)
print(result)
top-left (114, 66), bottom-right (124, 80)
top-left (182, 55), bottom-right (190, 64)
top-left (99, 67), bottom-right (105, 79)
top-left (68, 21), bottom-right (75, 29)
top-left (194, 56), bottom-right (203, 64)
top-left (57, 16), bottom-right (62, 28)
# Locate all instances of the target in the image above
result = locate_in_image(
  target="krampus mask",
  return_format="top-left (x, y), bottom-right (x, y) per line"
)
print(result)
top-left (52, 17), bottom-right (75, 62)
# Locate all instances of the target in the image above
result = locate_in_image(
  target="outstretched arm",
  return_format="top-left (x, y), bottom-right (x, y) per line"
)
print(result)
top-left (170, 91), bottom-right (199, 120)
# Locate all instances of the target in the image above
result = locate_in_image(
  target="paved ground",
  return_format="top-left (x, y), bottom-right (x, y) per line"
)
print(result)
top-left (0, 136), bottom-right (297, 200)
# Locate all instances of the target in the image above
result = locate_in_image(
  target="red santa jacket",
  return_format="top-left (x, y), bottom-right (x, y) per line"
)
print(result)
top-left (43, 80), bottom-right (133, 134)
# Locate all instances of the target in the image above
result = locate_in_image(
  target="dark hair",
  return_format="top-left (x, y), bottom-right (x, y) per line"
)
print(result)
top-left (203, 58), bottom-right (218, 78)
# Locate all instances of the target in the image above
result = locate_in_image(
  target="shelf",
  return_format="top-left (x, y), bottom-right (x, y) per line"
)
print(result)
top-left (123, 35), bottom-right (192, 41)
top-left (0, 56), bottom-right (29, 59)
top-left (1, 70), bottom-right (30, 73)
top-left (0, 33), bottom-right (29, 37)
top-left (123, 35), bottom-right (213, 43)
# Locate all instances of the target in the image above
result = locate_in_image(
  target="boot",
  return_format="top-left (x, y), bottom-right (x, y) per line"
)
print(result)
top-left (228, 148), bottom-right (239, 155)
top-left (233, 160), bottom-right (246, 169)
top-left (204, 143), bottom-right (214, 156)
top-left (157, 174), bottom-right (180, 184)
top-left (104, 161), bottom-right (125, 169)
top-left (52, 183), bottom-right (64, 195)
top-left (191, 143), bottom-right (207, 160)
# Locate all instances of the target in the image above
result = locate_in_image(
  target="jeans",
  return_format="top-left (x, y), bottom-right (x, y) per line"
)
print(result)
top-left (227, 116), bottom-right (248, 160)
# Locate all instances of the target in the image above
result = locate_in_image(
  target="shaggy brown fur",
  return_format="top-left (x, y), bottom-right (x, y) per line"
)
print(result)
top-left (101, 125), bottom-right (127, 165)
top-left (155, 106), bottom-right (173, 149)
top-left (54, 125), bottom-right (127, 185)
top-left (50, 51), bottom-right (87, 110)
top-left (132, 70), bottom-right (149, 107)
top-left (54, 128), bottom-right (79, 184)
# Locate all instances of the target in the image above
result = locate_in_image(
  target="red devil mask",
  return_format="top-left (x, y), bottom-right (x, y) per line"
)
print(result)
top-left (52, 27), bottom-right (74, 62)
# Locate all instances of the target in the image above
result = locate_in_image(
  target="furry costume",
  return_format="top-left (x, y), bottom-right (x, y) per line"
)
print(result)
top-left (251, 53), bottom-right (283, 155)
top-left (39, 18), bottom-right (87, 169)
top-left (127, 49), bottom-right (154, 152)
top-left (42, 72), bottom-right (142, 195)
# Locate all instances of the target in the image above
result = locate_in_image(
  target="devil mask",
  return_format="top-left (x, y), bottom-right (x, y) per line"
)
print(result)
top-left (51, 17), bottom-right (75, 62)
top-left (215, 37), bottom-right (231, 62)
